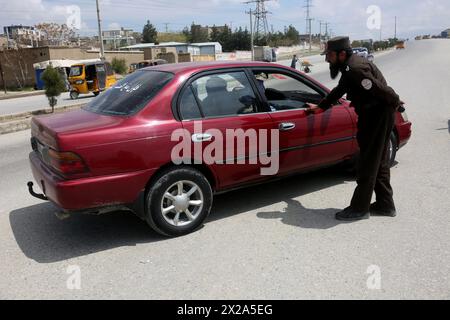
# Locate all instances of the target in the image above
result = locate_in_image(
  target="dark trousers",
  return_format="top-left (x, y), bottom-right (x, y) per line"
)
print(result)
top-left (350, 103), bottom-right (396, 212)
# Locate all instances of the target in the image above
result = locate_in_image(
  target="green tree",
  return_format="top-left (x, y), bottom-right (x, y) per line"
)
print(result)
top-left (189, 23), bottom-right (209, 43)
top-left (285, 25), bottom-right (300, 45)
top-left (41, 66), bottom-right (66, 113)
top-left (209, 25), bottom-right (221, 43)
top-left (111, 57), bottom-right (127, 74)
top-left (142, 20), bottom-right (157, 43)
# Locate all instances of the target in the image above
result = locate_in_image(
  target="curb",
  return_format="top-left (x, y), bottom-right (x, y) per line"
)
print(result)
top-left (0, 103), bottom-right (85, 135)
top-left (0, 91), bottom-right (45, 101)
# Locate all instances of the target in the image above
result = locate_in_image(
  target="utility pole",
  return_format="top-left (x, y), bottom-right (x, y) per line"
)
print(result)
top-left (324, 22), bottom-right (330, 40)
top-left (246, 9), bottom-right (255, 60)
top-left (304, 0), bottom-right (313, 52)
top-left (318, 20), bottom-right (323, 49)
top-left (380, 24), bottom-right (382, 41)
top-left (394, 16), bottom-right (397, 40)
top-left (164, 23), bottom-right (170, 33)
top-left (96, 0), bottom-right (105, 59)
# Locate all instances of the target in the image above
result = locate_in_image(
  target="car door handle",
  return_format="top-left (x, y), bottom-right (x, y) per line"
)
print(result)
top-left (192, 133), bottom-right (213, 142)
top-left (279, 122), bottom-right (296, 131)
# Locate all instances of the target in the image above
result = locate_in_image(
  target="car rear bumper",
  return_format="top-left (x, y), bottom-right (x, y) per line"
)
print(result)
top-left (397, 121), bottom-right (412, 149)
top-left (29, 151), bottom-right (156, 211)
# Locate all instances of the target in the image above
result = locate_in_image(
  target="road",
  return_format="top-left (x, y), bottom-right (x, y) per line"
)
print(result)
top-left (1, 39), bottom-right (449, 299)
top-left (0, 91), bottom-right (95, 116)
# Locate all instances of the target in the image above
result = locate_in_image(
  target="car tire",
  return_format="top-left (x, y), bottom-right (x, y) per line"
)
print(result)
top-left (70, 91), bottom-right (79, 100)
top-left (344, 131), bottom-right (398, 174)
top-left (145, 167), bottom-right (213, 237)
top-left (93, 91), bottom-right (100, 96)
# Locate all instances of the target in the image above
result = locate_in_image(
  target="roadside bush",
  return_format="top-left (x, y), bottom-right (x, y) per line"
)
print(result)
top-left (111, 58), bottom-right (127, 75)
top-left (41, 65), bottom-right (66, 113)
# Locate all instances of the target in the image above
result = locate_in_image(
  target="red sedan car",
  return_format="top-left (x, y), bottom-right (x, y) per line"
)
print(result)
top-left (28, 61), bottom-right (411, 236)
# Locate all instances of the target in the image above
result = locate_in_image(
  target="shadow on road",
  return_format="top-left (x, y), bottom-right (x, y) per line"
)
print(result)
top-left (207, 166), bottom-right (354, 227)
top-left (435, 120), bottom-right (450, 134)
top-left (9, 166), bottom-right (354, 263)
top-left (256, 198), bottom-right (341, 230)
top-left (9, 205), bottom-right (165, 263)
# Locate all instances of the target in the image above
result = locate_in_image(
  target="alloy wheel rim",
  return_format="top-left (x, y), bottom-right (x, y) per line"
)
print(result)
top-left (160, 180), bottom-right (204, 227)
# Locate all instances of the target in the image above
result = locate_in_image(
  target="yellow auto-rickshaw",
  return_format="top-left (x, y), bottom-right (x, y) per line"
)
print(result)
top-left (69, 60), bottom-right (116, 99)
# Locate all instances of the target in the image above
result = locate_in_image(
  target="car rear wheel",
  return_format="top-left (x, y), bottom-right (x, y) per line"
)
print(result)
top-left (145, 167), bottom-right (213, 237)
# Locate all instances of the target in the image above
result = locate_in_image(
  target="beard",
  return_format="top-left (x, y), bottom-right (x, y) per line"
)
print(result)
top-left (329, 63), bottom-right (341, 79)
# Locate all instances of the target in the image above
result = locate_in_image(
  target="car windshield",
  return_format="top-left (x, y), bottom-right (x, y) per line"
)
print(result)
top-left (69, 65), bottom-right (83, 77)
top-left (83, 70), bottom-right (174, 116)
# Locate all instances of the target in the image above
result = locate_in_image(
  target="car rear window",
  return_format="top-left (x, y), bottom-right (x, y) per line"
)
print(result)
top-left (83, 70), bottom-right (174, 116)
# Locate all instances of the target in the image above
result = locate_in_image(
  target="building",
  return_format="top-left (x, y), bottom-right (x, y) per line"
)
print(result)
top-left (0, 35), bottom-right (7, 48)
top-left (3, 25), bottom-right (45, 47)
top-left (441, 29), bottom-right (450, 38)
top-left (120, 42), bottom-right (222, 55)
top-left (102, 27), bottom-right (136, 50)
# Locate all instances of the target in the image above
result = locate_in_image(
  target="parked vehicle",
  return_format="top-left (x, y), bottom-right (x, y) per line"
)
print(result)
top-left (396, 41), bottom-right (406, 49)
top-left (68, 60), bottom-right (116, 99)
top-left (128, 59), bottom-right (169, 73)
top-left (28, 61), bottom-right (412, 236)
top-left (352, 47), bottom-right (374, 61)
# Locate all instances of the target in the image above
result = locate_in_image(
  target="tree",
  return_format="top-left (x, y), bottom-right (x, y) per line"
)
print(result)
top-left (189, 23), bottom-right (209, 43)
top-left (41, 66), bottom-right (66, 113)
top-left (111, 58), bottom-right (127, 74)
top-left (285, 25), bottom-right (300, 44)
top-left (142, 20), bottom-right (157, 43)
top-left (209, 25), bottom-right (220, 43)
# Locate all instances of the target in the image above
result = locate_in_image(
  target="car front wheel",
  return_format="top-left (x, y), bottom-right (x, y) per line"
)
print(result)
top-left (145, 167), bottom-right (213, 237)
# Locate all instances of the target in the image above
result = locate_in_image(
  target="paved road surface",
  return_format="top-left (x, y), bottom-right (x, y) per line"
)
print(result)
top-left (1, 39), bottom-right (449, 299)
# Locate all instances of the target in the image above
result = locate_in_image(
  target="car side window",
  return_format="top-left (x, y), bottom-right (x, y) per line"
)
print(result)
top-left (179, 86), bottom-right (202, 120)
top-left (191, 71), bottom-right (258, 118)
top-left (253, 71), bottom-right (324, 112)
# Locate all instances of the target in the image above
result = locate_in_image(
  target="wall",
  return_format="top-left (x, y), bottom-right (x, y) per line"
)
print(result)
top-left (144, 47), bottom-right (177, 60)
top-left (192, 54), bottom-right (215, 62)
top-left (0, 47), bottom-right (50, 88)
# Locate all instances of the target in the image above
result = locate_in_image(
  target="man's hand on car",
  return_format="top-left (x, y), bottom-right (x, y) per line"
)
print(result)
top-left (305, 103), bottom-right (322, 115)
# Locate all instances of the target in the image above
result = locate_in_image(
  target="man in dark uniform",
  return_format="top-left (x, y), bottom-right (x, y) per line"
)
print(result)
top-left (306, 36), bottom-right (403, 221)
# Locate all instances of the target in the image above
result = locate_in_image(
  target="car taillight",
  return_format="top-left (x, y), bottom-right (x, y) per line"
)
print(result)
top-left (48, 150), bottom-right (88, 175)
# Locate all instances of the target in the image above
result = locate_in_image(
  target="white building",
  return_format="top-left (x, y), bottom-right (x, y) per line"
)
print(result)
top-left (120, 42), bottom-right (222, 55)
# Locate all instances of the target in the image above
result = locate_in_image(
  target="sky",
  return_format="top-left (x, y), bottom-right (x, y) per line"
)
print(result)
top-left (1, 0), bottom-right (449, 40)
